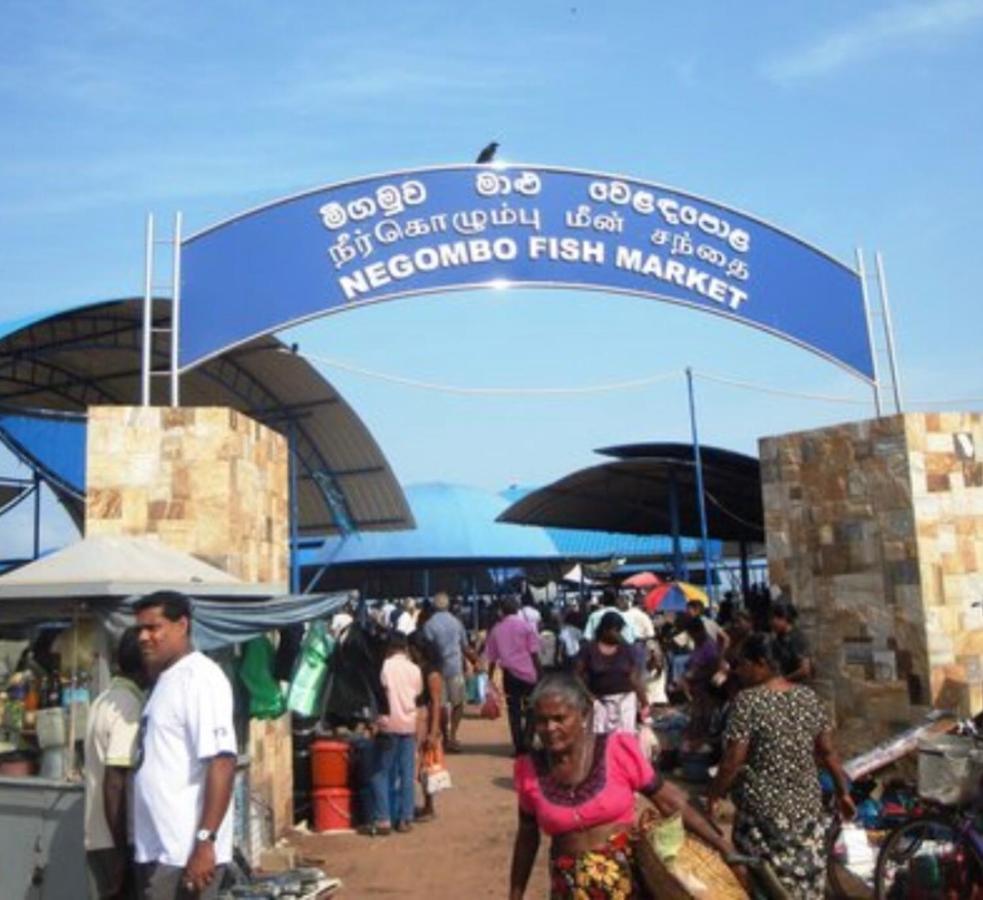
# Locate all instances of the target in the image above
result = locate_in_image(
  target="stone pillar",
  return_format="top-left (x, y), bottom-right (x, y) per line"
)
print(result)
top-left (85, 406), bottom-right (289, 585)
top-left (86, 405), bottom-right (294, 839)
top-left (760, 413), bottom-right (983, 735)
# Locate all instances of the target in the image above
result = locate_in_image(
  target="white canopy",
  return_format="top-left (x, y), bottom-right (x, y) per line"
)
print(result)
top-left (0, 535), bottom-right (286, 599)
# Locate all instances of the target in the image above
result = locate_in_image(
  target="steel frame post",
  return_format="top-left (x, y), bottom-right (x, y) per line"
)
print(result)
top-left (170, 212), bottom-right (183, 407)
top-left (856, 248), bottom-right (883, 417)
top-left (875, 251), bottom-right (904, 413)
top-left (288, 421), bottom-right (300, 594)
top-left (685, 367), bottom-right (715, 603)
top-left (32, 470), bottom-right (41, 560)
top-left (141, 214), bottom-right (155, 406)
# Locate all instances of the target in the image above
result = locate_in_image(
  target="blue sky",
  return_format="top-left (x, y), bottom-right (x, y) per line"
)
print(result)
top-left (1, 0), bottom-right (982, 548)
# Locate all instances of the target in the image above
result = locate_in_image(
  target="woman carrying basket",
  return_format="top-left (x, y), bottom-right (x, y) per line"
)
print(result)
top-left (509, 672), bottom-right (732, 899)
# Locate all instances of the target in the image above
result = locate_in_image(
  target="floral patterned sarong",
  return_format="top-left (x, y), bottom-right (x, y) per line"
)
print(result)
top-left (549, 831), bottom-right (637, 899)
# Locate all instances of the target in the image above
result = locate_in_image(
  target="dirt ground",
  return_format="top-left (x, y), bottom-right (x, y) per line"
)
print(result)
top-left (290, 711), bottom-right (549, 898)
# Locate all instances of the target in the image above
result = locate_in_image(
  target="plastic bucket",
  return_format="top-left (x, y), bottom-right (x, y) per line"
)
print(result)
top-left (312, 787), bottom-right (352, 832)
top-left (311, 739), bottom-right (351, 789)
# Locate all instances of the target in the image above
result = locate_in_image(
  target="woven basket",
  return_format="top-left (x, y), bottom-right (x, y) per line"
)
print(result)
top-left (633, 810), bottom-right (748, 900)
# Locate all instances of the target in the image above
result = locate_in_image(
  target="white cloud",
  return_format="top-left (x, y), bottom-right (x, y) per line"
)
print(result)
top-left (763, 0), bottom-right (983, 82)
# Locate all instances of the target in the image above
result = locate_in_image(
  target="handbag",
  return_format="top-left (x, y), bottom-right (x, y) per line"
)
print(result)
top-left (480, 685), bottom-right (502, 720)
top-left (420, 741), bottom-right (452, 795)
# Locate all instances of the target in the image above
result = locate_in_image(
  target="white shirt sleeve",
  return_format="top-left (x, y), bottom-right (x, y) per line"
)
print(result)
top-left (187, 662), bottom-right (237, 760)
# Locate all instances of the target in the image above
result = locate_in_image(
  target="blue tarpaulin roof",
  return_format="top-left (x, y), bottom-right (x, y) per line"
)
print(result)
top-left (0, 409), bottom-right (86, 500)
top-left (312, 482), bottom-right (560, 567)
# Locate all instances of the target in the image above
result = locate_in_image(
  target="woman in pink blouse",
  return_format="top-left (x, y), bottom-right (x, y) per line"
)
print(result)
top-left (510, 673), bottom-right (731, 899)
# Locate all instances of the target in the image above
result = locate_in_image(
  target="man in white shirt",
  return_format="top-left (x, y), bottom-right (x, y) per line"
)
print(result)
top-left (132, 592), bottom-right (237, 899)
top-left (583, 589), bottom-right (637, 643)
top-left (622, 593), bottom-right (655, 642)
top-left (85, 627), bottom-right (145, 899)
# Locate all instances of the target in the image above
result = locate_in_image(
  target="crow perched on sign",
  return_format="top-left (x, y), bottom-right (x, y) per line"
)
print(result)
top-left (476, 141), bottom-right (499, 164)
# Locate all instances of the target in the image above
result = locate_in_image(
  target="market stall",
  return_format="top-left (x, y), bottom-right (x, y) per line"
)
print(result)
top-left (0, 535), bottom-right (348, 899)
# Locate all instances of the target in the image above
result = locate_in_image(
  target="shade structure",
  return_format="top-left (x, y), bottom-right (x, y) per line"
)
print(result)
top-left (312, 482), bottom-right (560, 568)
top-left (498, 444), bottom-right (763, 543)
top-left (0, 298), bottom-right (412, 536)
top-left (500, 485), bottom-right (712, 559)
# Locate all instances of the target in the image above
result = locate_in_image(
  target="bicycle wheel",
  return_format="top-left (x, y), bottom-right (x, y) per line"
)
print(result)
top-left (874, 814), bottom-right (980, 899)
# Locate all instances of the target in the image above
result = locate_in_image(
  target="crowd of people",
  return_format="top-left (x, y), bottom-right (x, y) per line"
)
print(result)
top-left (83, 581), bottom-right (849, 899)
top-left (339, 579), bottom-right (851, 899)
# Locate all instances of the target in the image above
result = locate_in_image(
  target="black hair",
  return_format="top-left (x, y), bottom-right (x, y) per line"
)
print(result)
top-left (740, 632), bottom-right (781, 671)
top-left (500, 597), bottom-right (519, 617)
top-left (133, 590), bottom-right (192, 622)
top-left (684, 616), bottom-right (707, 639)
top-left (601, 587), bottom-right (618, 607)
top-left (387, 630), bottom-right (409, 652)
top-left (597, 610), bottom-right (624, 637)
top-left (409, 631), bottom-right (437, 668)
top-left (770, 601), bottom-right (797, 622)
top-left (116, 626), bottom-right (143, 678)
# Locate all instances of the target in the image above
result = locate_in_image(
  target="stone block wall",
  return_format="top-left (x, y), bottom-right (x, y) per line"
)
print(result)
top-left (86, 406), bottom-right (289, 585)
top-left (760, 412), bottom-right (983, 734)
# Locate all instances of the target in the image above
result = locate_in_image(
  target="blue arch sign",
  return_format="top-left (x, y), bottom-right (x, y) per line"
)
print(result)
top-left (180, 165), bottom-right (873, 380)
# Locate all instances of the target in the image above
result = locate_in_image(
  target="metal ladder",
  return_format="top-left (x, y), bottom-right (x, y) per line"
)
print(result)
top-left (856, 247), bottom-right (904, 416)
top-left (141, 212), bottom-right (183, 407)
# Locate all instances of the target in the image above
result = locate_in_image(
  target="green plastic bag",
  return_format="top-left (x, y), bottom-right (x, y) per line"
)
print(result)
top-left (238, 636), bottom-right (286, 719)
top-left (286, 622), bottom-right (334, 717)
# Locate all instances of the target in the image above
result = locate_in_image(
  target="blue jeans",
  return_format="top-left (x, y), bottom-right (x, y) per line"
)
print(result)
top-left (370, 732), bottom-right (416, 826)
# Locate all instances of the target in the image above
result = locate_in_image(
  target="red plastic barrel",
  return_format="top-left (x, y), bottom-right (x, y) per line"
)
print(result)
top-left (312, 787), bottom-right (352, 832)
top-left (310, 739), bottom-right (351, 789)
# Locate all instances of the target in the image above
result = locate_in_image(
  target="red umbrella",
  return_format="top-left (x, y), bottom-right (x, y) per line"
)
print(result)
top-left (622, 571), bottom-right (663, 589)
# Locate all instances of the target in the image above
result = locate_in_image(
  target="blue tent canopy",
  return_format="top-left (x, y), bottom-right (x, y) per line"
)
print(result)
top-left (0, 409), bottom-right (86, 500)
top-left (312, 482), bottom-right (559, 567)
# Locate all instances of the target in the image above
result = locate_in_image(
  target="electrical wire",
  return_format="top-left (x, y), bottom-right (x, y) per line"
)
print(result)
top-left (692, 371), bottom-right (871, 405)
top-left (291, 349), bottom-right (681, 395)
top-left (287, 349), bottom-right (983, 408)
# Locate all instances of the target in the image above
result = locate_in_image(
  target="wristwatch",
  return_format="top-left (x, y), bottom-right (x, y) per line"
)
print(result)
top-left (195, 828), bottom-right (217, 843)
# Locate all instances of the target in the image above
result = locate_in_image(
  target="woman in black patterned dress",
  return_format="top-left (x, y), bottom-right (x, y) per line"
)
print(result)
top-left (707, 634), bottom-right (855, 900)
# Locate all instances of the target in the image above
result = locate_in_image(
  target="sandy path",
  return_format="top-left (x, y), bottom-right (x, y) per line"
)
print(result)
top-left (291, 712), bottom-right (549, 898)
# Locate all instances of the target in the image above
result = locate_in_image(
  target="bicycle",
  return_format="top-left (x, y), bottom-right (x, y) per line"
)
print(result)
top-left (873, 717), bottom-right (983, 899)
top-left (873, 801), bottom-right (982, 898)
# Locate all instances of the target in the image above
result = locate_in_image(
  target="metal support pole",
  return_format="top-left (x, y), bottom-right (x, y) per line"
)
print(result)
top-left (668, 467), bottom-right (685, 579)
top-left (170, 211), bottom-right (183, 407)
top-left (856, 248), bottom-right (883, 417)
top-left (685, 367), bottom-right (715, 603)
top-left (739, 540), bottom-right (750, 601)
top-left (32, 471), bottom-right (41, 560)
top-left (472, 574), bottom-right (479, 632)
top-left (875, 251), bottom-right (904, 413)
top-left (288, 422), bottom-right (300, 594)
top-left (141, 214), bottom-right (155, 406)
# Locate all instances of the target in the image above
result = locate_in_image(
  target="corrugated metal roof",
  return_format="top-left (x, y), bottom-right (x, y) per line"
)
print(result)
top-left (0, 298), bottom-right (412, 535)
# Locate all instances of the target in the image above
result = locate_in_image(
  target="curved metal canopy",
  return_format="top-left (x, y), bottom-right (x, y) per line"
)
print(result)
top-left (314, 482), bottom-right (559, 567)
top-left (498, 442), bottom-right (763, 543)
top-left (0, 298), bottom-right (412, 536)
